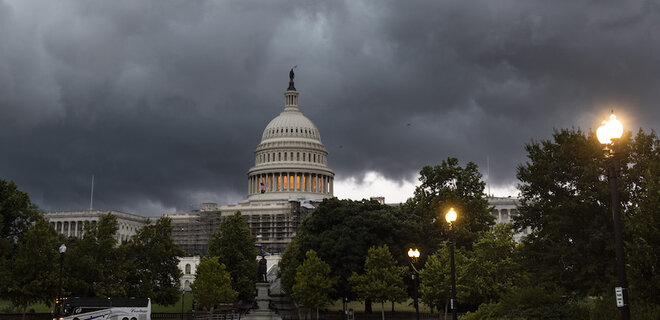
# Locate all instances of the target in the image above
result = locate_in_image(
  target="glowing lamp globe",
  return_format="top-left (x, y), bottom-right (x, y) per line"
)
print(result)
top-left (597, 112), bottom-right (623, 144)
top-left (445, 208), bottom-right (457, 223)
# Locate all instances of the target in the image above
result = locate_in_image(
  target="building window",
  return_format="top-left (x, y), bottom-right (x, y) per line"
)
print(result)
top-left (185, 264), bottom-right (191, 274)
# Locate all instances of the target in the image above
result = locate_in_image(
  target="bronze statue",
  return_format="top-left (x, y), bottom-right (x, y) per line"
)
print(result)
top-left (257, 247), bottom-right (268, 282)
top-left (287, 66), bottom-right (297, 91)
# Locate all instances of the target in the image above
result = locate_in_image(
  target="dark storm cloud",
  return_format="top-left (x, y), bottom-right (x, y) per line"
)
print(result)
top-left (1, 0), bottom-right (659, 215)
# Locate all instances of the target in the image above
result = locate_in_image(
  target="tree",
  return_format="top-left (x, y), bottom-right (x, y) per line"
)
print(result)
top-left (420, 224), bottom-right (520, 313)
top-left (191, 256), bottom-right (238, 312)
top-left (349, 245), bottom-right (407, 320)
top-left (515, 128), bottom-right (618, 296)
top-left (279, 236), bottom-right (303, 295)
top-left (464, 224), bottom-right (520, 304)
top-left (7, 218), bottom-right (60, 320)
top-left (402, 158), bottom-right (494, 257)
top-left (208, 211), bottom-right (257, 302)
top-left (280, 198), bottom-right (409, 303)
top-left (64, 213), bottom-right (127, 297)
top-left (292, 250), bottom-right (335, 320)
top-left (0, 179), bottom-right (41, 302)
top-left (419, 243), bottom-right (468, 315)
top-left (625, 129), bottom-right (660, 304)
top-left (123, 217), bottom-right (185, 305)
top-left (0, 179), bottom-right (40, 241)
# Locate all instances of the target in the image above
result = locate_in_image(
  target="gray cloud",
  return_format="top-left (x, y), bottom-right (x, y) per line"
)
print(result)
top-left (1, 0), bottom-right (659, 215)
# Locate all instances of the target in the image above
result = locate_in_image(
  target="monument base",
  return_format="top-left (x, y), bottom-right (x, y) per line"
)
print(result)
top-left (245, 283), bottom-right (282, 320)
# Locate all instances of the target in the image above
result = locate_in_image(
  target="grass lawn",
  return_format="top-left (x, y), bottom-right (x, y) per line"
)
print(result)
top-left (326, 299), bottom-right (434, 313)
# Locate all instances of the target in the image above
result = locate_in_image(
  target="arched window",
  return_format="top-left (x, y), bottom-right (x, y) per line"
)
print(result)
top-left (185, 264), bottom-right (191, 274)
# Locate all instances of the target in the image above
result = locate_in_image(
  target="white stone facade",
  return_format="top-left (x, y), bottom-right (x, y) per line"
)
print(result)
top-left (178, 256), bottom-right (200, 291)
top-left (487, 196), bottom-right (532, 242)
top-left (44, 210), bottom-right (147, 243)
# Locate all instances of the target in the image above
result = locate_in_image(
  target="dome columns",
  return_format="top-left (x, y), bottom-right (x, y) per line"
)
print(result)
top-left (248, 171), bottom-right (333, 197)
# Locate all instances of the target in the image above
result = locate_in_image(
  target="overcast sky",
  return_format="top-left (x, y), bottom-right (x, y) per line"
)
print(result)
top-left (1, 1), bottom-right (659, 216)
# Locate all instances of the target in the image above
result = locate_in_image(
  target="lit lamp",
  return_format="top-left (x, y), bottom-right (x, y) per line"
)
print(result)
top-left (445, 208), bottom-right (457, 320)
top-left (597, 111), bottom-right (630, 320)
top-left (407, 248), bottom-right (421, 320)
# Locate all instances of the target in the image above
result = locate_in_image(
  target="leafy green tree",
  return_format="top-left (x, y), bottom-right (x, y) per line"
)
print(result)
top-left (626, 129), bottom-right (660, 304)
top-left (420, 224), bottom-right (519, 313)
top-left (461, 223), bottom-right (520, 305)
top-left (292, 250), bottom-right (335, 320)
top-left (279, 236), bottom-right (303, 295)
top-left (7, 218), bottom-right (60, 320)
top-left (402, 158), bottom-right (494, 257)
top-left (515, 128), bottom-right (619, 296)
top-left (350, 245), bottom-right (407, 320)
top-left (208, 211), bottom-right (257, 302)
top-left (0, 179), bottom-right (41, 302)
top-left (280, 198), bottom-right (409, 303)
top-left (64, 213), bottom-right (127, 297)
top-left (0, 179), bottom-right (41, 241)
top-left (419, 243), bottom-right (468, 314)
top-left (191, 256), bottom-right (238, 312)
top-left (123, 217), bottom-right (185, 305)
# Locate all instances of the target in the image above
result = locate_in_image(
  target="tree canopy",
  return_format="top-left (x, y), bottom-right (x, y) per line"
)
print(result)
top-left (123, 217), bottom-right (185, 305)
top-left (402, 158), bottom-right (494, 257)
top-left (191, 256), bottom-right (238, 312)
top-left (64, 213), bottom-right (127, 297)
top-left (292, 250), bottom-right (335, 318)
top-left (7, 218), bottom-right (60, 316)
top-left (350, 245), bottom-right (407, 320)
top-left (515, 128), bottom-right (620, 296)
top-left (280, 198), bottom-right (409, 301)
top-left (208, 211), bottom-right (257, 302)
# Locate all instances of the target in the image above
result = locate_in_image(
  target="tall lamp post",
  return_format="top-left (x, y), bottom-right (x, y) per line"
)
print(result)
top-left (58, 243), bottom-right (67, 316)
top-left (407, 248), bottom-right (420, 320)
top-left (596, 111), bottom-right (630, 320)
top-left (445, 208), bottom-right (458, 320)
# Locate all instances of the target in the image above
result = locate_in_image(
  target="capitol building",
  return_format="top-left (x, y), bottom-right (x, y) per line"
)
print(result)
top-left (164, 70), bottom-right (335, 255)
top-left (43, 71), bottom-right (525, 289)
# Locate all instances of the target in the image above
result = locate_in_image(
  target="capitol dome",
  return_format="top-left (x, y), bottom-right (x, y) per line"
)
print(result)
top-left (247, 70), bottom-right (334, 201)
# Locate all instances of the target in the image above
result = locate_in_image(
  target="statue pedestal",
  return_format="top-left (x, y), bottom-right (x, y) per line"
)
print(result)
top-left (246, 283), bottom-right (281, 320)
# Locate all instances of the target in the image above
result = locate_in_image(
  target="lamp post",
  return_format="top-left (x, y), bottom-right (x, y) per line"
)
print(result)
top-left (596, 111), bottom-right (630, 320)
top-left (58, 243), bottom-right (67, 316)
top-left (445, 208), bottom-right (457, 320)
top-left (407, 248), bottom-right (420, 320)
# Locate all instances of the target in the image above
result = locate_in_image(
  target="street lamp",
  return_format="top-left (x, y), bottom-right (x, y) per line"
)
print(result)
top-left (597, 111), bottom-right (631, 320)
top-left (407, 248), bottom-right (421, 320)
top-left (445, 208), bottom-right (457, 320)
top-left (58, 243), bottom-right (67, 316)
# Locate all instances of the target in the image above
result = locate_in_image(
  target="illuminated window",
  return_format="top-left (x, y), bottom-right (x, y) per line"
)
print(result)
top-left (290, 176), bottom-right (294, 189)
top-left (296, 176), bottom-right (300, 189)
top-left (283, 176), bottom-right (288, 189)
